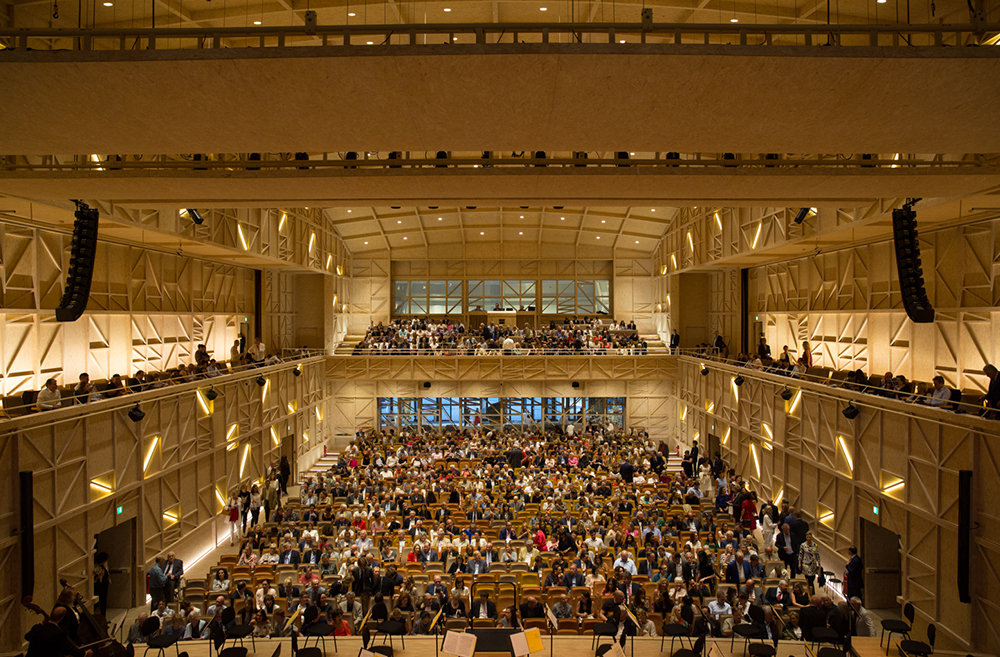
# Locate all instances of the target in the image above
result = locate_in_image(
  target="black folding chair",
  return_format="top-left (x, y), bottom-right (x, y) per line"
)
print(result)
top-left (881, 602), bottom-right (915, 654)
top-left (221, 607), bottom-right (255, 652)
top-left (301, 606), bottom-right (338, 654)
top-left (142, 616), bottom-right (179, 657)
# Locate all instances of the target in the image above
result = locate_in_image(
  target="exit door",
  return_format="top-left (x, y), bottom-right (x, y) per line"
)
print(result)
top-left (860, 517), bottom-right (902, 609)
top-left (95, 519), bottom-right (136, 609)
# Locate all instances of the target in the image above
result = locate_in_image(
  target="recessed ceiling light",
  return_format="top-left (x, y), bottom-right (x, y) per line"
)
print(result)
top-left (480, 232), bottom-right (485, 235)
top-left (635, 240), bottom-right (640, 243)
top-left (403, 236), bottom-right (408, 240)
top-left (519, 232), bottom-right (523, 235)
top-left (453, 37), bottom-right (458, 41)
top-left (651, 209), bottom-right (655, 212)
top-left (730, 17), bottom-right (739, 21)
top-left (364, 241), bottom-right (368, 244)
top-left (397, 220), bottom-right (402, 224)
top-left (347, 209), bottom-right (351, 213)
top-left (630, 152), bottom-right (635, 155)
top-left (520, 215), bottom-right (524, 218)
top-left (540, 6), bottom-right (547, 10)
top-left (601, 220), bottom-right (605, 223)
top-left (560, 217), bottom-right (565, 220)
top-left (596, 236), bottom-right (601, 239)
top-left (620, 39), bottom-right (626, 43)
top-left (254, 20), bottom-right (261, 24)
top-left (438, 217), bottom-right (442, 221)
top-left (444, 6), bottom-right (451, 10)
top-left (348, 11), bottom-right (355, 15)
top-left (367, 41), bottom-right (373, 44)
top-left (103, 1), bottom-right (112, 5)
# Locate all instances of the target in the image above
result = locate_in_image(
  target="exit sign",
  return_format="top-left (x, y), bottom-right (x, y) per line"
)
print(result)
top-left (117, 505), bottom-right (123, 515)
top-left (872, 505), bottom-right (879, 515)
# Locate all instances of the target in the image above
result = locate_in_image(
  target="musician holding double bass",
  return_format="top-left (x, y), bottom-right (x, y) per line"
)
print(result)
top-left (23, 604), bottom-right (93, 657)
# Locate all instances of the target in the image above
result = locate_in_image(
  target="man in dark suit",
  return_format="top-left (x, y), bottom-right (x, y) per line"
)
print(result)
top-left (435, 505), bottom-right (450, 521)
top-left (279, 545), bottom-right (301, 565)
top-left (669, 329), bottom-right (680, 354)
top-left (775, 523), bottom-right (801, 577)
top-left (301, 548), bottom-right (320, 565)
top-left (519, 597), bottom-right (545, 619)
top-left (466, 508), bottom-right (482, 524)
top-left (637, 554), bottom-right (659, 577)
top-left (425, 575), bottom-right (448, 605)
top-left (350, 557), bottom-right (374, 610)
top-left (470, 592), bottom-right (497, 620)
top-left (764, 580), bottom-right (791, 612)
top-left (466, 553), bottom-right (489, 575)
top-left (981, 364), bottom-right (1000, 418)
top-left (163, 552), bottom-right (184, 603)
top-left (798, 595), bottom-right (828, 641)
top-left (563, 564), bottom-right (585, 589)
top-left (508, 446), bottom-right (524, 469)
top-left (619, 460), bottom-right (635, 484)
top-left (618, 574), bottom-right (642, 604)
top-left (725, 552), bottom-right (753, 584)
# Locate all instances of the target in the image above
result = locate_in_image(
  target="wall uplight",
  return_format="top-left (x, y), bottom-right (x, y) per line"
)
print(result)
top-left (715, 212), bottom-right (723, 231)
top-left (723, 427), bottom-right (731, 445)
top-left (731, 377), bottom-right (740, 403)
top-left (143, 436), bottom-right (160, 472)
top-left (687, 231), bottom-right (694, 251)
top-left (239, 444), bottom-right (250, 478)
top-left (788, 390), bottom-right (803, 415)
top-left (215, 488), bottom-right (227, 507)
top-left (671, 254), bottom-right (678, 269)
top-left (751, 223), bottom-right (762, 249)
top-left (279, 212), bottom-right (287, 230)
top-left (837, 435), bottom-right (854, 471)
top-left (237, 223), bottom-right (249, 251)
top-left (309, 232), bottom-right (316, 252)
top-left (883, 479), bottom-right (905, 493)
top-left (271, 426), bottom-right (280, 446)
top-left (751, 443), bottom-right (761, 478)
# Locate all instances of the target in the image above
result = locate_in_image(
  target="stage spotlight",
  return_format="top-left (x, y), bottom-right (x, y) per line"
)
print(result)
top-left (794, 207), bottom-right (816, 224)
top-left (842, 403), bottom-right (860, 420)
top-left (733, 375), bottom-right (745, 387)
top-left (186, 209), bottom-right (204, 225)
top-left (256, 375), bottom-right (266, 387)
top-left (701, 366), bottom-right (710, 376)
top-left (780, 388), bottom-right (793, 400)
top-left (127, 404), bottom-right (146, 423)
top-left (293, 367), bottom-right (302, 377)
top-left (205, 387), bottom-right (218, 401)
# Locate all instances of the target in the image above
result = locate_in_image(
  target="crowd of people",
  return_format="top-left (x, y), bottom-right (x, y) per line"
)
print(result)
top-left (24, 337), bottom-right (291, 412)
top-left (107, 423), bottom-right (876, 651)
top-left (688, 332), bottom-right (1000, 416)
top-left (354, 318), bottom-right (649, 355)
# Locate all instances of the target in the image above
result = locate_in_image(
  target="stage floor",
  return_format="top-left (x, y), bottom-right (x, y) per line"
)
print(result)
top-left (140, 634), bottom-right (827, 657)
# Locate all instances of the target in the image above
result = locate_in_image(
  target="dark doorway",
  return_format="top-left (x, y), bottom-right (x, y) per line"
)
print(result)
top-left (95, 518), bottom-right (136, 610)
top-left (860, 517), bottom-right (902, 609)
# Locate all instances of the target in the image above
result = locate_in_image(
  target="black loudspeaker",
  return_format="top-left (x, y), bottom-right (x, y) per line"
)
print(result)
top-left (723, 152), bottom-right (737, 167)
top-left (435, 151), bottom-right (448, 168)
top-left (641, 7), bottom-right (653, 25)
top-left (20, 471), bottom-right (34, 597)
top-left (344, 152), bottom-right (358, 169)
top-left (304, 9), bottom-right (317, 31)
top-left (958, 469), bottom-right (972, 603)
top-left (533, 151), bottom-right (547, 168)
top-left (247, 152), bottom-right (261, 170)
top-left (861, 153), bottom-right (874, 168)
top-left (571, 381), bottom-right (580, 388)
top-left (615, 151), bottom-right (630, 167)
top-left (388, 151), bottom-right (402, 169)
top-left (892, 206), bottom-right (935, 323)
top-left (193, 153), bottom-right (207, 170)
top-left (423, 382), bottom-right (431, 389)
top-left (55, 205), bottom-right (100, 322)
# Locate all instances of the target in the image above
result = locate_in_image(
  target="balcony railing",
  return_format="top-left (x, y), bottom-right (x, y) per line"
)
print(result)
top-left (1, 21), bottom-right (997, 52)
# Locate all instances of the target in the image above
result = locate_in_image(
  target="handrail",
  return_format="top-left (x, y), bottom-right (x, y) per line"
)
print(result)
top-left (675, 353), bottom-right (1000, 424)
top-left (0, 352), bottom-right (324, 421)
top-left (3, 153), bottom-right (992, 173)
top-left (338, 347), bottom-right (668, 356)
top-left (1, 21), bottom-right (997, 51)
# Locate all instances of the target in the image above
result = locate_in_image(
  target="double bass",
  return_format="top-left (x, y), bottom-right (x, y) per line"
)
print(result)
top-left (58, 579), bottom-right (131, 657)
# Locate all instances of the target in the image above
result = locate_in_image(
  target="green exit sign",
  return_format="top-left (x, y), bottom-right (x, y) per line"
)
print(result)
top-left (117, 506), bottom-right (123, 515)
top-left (872, 505), bottom-right (879, 515)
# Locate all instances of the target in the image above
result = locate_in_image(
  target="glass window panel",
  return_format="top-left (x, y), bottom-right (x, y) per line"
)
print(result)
top-left (541, 280), bottom-right (557, 295)
top-left (428, 280), bottom-right (447, 296)
top-left (394, 281), bottom-right (409, 296)
top-left (447, 281), bottom-right (463, 296)
top-left (411, 281), bottom-right (428, 296)
top-left (428, 300), bottom-right (447, 314)
top-left (410, 298), bottom-right (427, 315)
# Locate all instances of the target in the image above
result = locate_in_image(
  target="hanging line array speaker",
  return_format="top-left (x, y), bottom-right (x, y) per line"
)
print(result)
top-left (892, 205), bottom-right (935, 323)
top-left (55, 204), bottom-right (100, 322)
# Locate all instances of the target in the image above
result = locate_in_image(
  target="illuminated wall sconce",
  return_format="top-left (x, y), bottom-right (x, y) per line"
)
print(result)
top-left (162, 506), bottom-right (180, 525)
top-left (287, 400), bottom-right (298, 414)
top-left (239, 444), bottom-right (250, 478)
top-left (786, 390), bottom-right (802, 415)
top-left (819, 508), bottom-right (835, 524)
top-left (681, 406), bottom-right (688, 422)
top-left (315, 407), bottom-right (322, 422)
top-left (270, 426), bottom-right (280, 446)
top-left (751, 223), bottom-right (762, 249)
top-left (215, 488), bottom-right (227, 508)
top-left (773, 488), bottom-right (784, 506)
top-left (143, 435), bottom-right (160, 474)
top-left (90, 474), bottom-right (116, 501)
top-left (336, 265), bottom-right (343, 276)
top-left (837, 435), bottom-right (854, 472)
top-left (722, 427), bottom-right (731, 445)
top-left (751, 443), bottom-right (761, 478)
top-left (196, 390), bottom-right (214, 417)
top-left (237, 223), bottom-right (250, 251)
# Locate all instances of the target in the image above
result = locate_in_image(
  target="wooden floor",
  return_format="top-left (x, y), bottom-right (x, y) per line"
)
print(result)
top-left (153, 634), bottom-right (822, 657)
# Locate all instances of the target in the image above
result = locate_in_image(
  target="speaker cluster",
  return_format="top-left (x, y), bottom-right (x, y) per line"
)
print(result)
top-left (892, 204), bottom-right (935, 324)
top-left (55, 204), bottom-right (100, 322)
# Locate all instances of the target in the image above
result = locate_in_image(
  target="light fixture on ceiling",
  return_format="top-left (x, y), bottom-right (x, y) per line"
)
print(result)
top-left (444, 6), bottom-right (451, 10)
top-left (560, 217), bottom-right (565, 220)
top-left (347, 209), bottom-right (351, 213)
top-left (103, 1), bottom-right (112, 5)
top-left (620, 39), bottom-right (626, 43)
top-left (601, 220), bottom-right (605, 223)
top-left (480, 232), bottom-right (485, 235)
top-left (596, 236), bottom-right (600, 239)
top-left (397, 220), bottom-right (402, 224)
top-left (367, 41), bottom-right (373, 44)
top-left (364, 241), bottom-right (368, 244)
top-left (438, 217), bottom-right (442, 221)
top-left (520, 215), bottom-right (524, 218)
top-left (731, 17), bottom-right (739, 22)
top-left (651, 209), bottom-right (655, 212)
top-left (403, 236), bottom-right (408, 240)
top-left (453, 37), bottom-right (458, 41)
top-left (519, 232), bottom-right (523, 235)
top-left (348, 11), bottom-right (355, 15)
top-left (540, 6), bottom-right (547, 10)
top-left (254, 20), bottom-right (261, 24)
top-left (635, 240), bottom-right (640, 244)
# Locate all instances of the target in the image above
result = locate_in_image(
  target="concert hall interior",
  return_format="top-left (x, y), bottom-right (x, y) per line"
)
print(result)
top-left (2, 2), bottom-right (1000, 657)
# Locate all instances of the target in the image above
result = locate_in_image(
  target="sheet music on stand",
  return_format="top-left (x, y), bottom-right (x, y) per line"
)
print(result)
top-left (429, 606), bottom-right (445, 632)
top-left (442, 629), bottom-right (478, 657)
top-left (608, 642), bottom-right (627, 657)
top-left (511, 628), bottom-right (545, 656)
top-left (544, 605), bottom-right (559, 629)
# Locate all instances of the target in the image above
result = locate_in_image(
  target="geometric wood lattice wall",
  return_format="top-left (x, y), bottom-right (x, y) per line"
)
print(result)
top-left (673, 356), bottom-right (1000, 655)
top-left (0, 356), bottom-right (331, 653)
top-left (747, 218), bottom-right (1000, 391)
